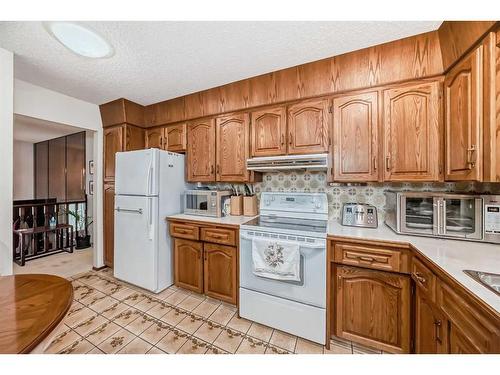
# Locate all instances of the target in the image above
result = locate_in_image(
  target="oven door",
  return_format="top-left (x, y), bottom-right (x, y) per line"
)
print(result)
top-left (438, 196), bottom-right (483, 240)
top-left (239, 229), bottom-right (326, 308)
top-left (400, 194), bottom-right (438, 235)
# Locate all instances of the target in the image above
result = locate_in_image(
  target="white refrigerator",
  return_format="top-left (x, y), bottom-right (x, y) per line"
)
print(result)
top-left (114, 148), bottom-right (187, 293)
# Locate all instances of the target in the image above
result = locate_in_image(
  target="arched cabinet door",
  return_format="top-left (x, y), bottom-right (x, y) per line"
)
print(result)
top-left (333, 91), bottom-right (379, 182)
top-left (287, 99), bottom-right (330, 155)
top-left (165, 123), bottom-right (187, 152)
top-left (383, 80), bottom-right (442, 181)
top-left (250, 106), bottom-right (287, 157)
top-left (187, 119), bottom-right (216, 182)
top-left (444, 45), bottom-right (483, 181)
top-left (145, 128), bottom-right (164, 149)
top-left (174, 239), bottom-right (203, 293)
top-left (203, 243), bottom-right (237, 304)
top-left (216, 113), bottom-right (250, 182)
top-left (334, 264), bottom-right (411, 354)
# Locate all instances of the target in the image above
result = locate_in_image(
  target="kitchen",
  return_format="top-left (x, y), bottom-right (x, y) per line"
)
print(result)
top-left (0, 9), bottom-right (499, 369)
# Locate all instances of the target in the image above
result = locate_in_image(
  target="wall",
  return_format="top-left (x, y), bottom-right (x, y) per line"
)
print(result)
top-left (0, 47), bottom-right (14, 276)
top-left (13, 140), bottom-right (34, 200)
top-left (13, 79), bottom-right (105, 269)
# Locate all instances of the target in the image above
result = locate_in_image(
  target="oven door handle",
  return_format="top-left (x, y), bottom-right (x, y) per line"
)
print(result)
top-left (240, 234), bottom-right (325, 249)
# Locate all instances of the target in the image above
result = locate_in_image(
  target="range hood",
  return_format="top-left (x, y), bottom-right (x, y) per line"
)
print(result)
top-left (247, 153), bottom-right (330, 172)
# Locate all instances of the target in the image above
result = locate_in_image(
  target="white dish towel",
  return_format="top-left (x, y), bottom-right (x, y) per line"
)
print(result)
top-left (252, 237), bottom-right (301, 281)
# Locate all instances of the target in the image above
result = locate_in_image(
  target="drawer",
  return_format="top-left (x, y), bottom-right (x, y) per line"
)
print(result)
top-left (201, 227), bottom-right (236, 246)
top-left (333, 242), bottom-right (407, 273)
top-left (411, 257), bottom-right (436, 301)
top-left (169, 222), bottom-right (199, 240)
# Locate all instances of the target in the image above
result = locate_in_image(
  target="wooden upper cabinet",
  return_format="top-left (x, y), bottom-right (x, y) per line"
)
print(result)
top-left (216, 113), bottom-right (250, 182)
top-left (203, 243), bottom-right (237, 304)
top-left (383, 81), bottom-right (441, 181)
top-left (103, 126), bottom-right (123, 182)
top-left (332, 91), bottom-right (379, 181)
top-left (48, 137), bottom-right (66, 202)
top-left (66, 132), bottom-right (86, 201)
top-left (444, 45), bottom-right (483, 181)
top-left (250, 106), bottom-right (287, 157)
top-left (124, 125), bottom-right (145, 151)
top-left (165, 123), bottom-right (187, 152)
top-left (334, 264), bottom-right (411, 353)
top-left (287, 99), bottom-right (330, 155)
top-left (145, 127), bottom-right (164, 149)
top-left (103, 183), bottom-right (115, 267)
top-left (187, 118), bottom-right (216, 182)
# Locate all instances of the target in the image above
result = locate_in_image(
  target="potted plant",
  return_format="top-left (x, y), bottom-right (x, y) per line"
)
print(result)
top-left (66, 209), bottom-right (93, 249)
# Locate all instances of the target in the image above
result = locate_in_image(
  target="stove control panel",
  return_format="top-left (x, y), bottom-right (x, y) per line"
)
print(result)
top-left (342, 203), bottom-right (378, 228)
top-left (260, 192), bottom-right (328, 218)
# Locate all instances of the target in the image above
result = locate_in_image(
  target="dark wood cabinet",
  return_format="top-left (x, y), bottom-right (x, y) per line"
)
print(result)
top-left (332, 91), bottom-right (379, 181)
top-left (203, 243), bottom-right (237, 304)
top-left (103, 126), bottom-right (123, 182)
top-left (165, 123), bottom-right (187, 152)
top-left (124, 125), bottom-right (145, 151)
top-left (103, 183), bottom-right (115, 267)
top-left (250, 106), bottom-right (287, 157)
top-left (216, 113), bottom-right (250, 182)
top-left (287, 99), bottom-right (330, 155)
top-left (334, 264), bottom-right (411, 353)
top-left (145, 127), bottom-right (164, 149)
top-left (34, 141), bottom-right (49, 199)
top-left (383, 80), bottom-right (442, 181)
top-left (174, 238), bottom-right (204, 293)
top-left (66, 132), bottom-right (86, 201)
top-left (187, 119), bottom-right (216, 182)
top-left (48, 136), bottom-right (66, 202)
top-left (414, 289), bottom-right (446, 353)
top-left (444, 45), bottom-right (483, 181)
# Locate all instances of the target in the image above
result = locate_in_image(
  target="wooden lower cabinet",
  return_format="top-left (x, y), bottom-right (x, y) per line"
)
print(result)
top-left (203, 243), bottom-right (237, 304)
top-left (103, 183), bottom-right (115, 267)
top-left (173, 238), bottom-right (203, 293)
top-left (334, 264), bottom-right (411, 353)
top-left (414, 289), bottom-right (446, 353)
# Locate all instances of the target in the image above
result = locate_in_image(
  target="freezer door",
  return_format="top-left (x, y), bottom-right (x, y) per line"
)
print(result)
top-left (114, 195), bottom-right (159, 291)
top-left (115, 149), bottom-right (159, 196)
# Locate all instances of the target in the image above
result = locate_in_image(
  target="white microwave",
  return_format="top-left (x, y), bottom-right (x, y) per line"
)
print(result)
top-left (183, 190), bottom-right (232, 217)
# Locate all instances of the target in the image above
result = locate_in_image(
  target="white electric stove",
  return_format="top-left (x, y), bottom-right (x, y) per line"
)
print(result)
top-left (239, 192), bottom-right (328, 345)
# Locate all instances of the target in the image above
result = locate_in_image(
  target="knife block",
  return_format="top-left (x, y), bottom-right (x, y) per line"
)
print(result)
top-left (243, 196), bottom-right (258, 216)
top-left (230, 196), bottom-right (243, 216)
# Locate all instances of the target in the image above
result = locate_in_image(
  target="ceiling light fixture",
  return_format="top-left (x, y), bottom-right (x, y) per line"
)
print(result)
top-left (43, 22), bottom-right (114, 59)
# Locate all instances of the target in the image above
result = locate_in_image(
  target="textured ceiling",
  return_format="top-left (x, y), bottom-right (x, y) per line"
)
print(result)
top-left (14, 114), bottom-right (86, 143)
top-left (0, 21), bottom-right (442, 105)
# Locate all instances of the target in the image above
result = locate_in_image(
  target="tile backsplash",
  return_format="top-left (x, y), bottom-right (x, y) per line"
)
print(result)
top-left (207, 171), bottom-right (500, 220)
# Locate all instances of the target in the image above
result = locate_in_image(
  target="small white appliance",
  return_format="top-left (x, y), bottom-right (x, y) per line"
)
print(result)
top-left (114, 149), bottom-right (187, 293)
top-left (239, 192), bottom-right (328, 345)
top-left (183, 189), bottom-right (232, 217)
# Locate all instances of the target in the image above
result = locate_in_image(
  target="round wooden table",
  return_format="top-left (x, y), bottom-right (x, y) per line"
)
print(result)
top-left (0, 274), bottom-right (73, 353)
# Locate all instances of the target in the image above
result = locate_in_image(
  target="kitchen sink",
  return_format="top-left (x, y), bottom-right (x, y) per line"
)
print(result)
top-left (464, 270), bottom-right (500, 296)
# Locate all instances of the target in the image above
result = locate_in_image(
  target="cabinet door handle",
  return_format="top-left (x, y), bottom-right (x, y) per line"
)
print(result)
top-left (337, 275), bottom-right (342, 290)
top-left (373, 156), bottom-right (377, 171)
top-left (413, 272), bottom-right (427, 284)
top-left (216, 164), bottom-right (220, 174)
top-left (210, 165), bottom-right (214, 174)
top-left (434, 319), bottom-right (442, 344)
top-left (280, 134), bottom-right (285, 146)
top-left (385, 156), bottom-right (391, 171)
top-left (289, 132), bottom-right (293, 146)
top-left (466, 145), bottom-right (476, 169)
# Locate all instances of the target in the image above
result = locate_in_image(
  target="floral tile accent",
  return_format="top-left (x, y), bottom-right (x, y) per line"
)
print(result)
top-left (44, 329), bottom-right (82, 354)
top-left (140, 322), bottom-right (170, 346)
top-left (193, 322), bottom-right (223, 344)
top-left (212, 329), bottom-right (244, 354)
top-left (226, 316), bottom-right (252, 334)
top-left (155, 330), bottom-right (189, 354)
top-left (176, 315), bottom-right (204, 335)
top-left (97, 328), bottom-right (136, 354)
top-left (236, 336), bottom-right (267, 354)
top-left (58, 339), bottom-right (95, 354)
top-left (85, 321), bottom-right (122, 346)
top-left (269, 330), bottom-right (297, 352)
top-left (176, 337), bottom-right (210, 354)
top-left (208, 305), bottom-right (235, 326)
top-left (247, 322), bottom-right (273, 342)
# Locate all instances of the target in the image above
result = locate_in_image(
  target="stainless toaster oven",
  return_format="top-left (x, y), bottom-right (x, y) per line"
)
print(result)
top-left (183, 189), bottom-right (231, 217)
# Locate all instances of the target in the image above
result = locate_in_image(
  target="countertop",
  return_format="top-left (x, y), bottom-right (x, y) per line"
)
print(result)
top-left (167, 213), bottom-right (499, 314)
top-left (328, 220), bottom-right (500, 314)
top-left (167, 213), bottom-right (256, 227)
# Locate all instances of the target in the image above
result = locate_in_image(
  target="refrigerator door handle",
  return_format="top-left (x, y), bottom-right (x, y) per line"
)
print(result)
top-left (148, 198), bottom-right (154, 240)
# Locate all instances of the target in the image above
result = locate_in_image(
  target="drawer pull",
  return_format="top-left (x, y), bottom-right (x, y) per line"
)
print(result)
top-left (176, 229), bottom-right (188, 234)
top-left (358, 256), bottom-right (376, 263)
top-left (337, 275), bottom-right (342, 290)
top-left (413, 272), bottom-right (427, 284)
top-left (208, 233), bottom-right (227, 239)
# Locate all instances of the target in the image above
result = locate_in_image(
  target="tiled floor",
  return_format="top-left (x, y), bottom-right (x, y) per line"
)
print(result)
top-left (14, 247), bottom-right (93, 278)
top-left (44, 268), bottom-right (383, 354)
